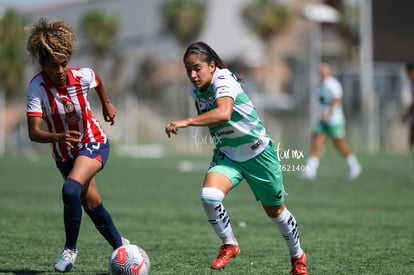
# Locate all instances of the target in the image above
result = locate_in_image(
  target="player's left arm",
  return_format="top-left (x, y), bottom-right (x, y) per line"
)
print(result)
top-left (321, 97), bottom-right (341, 121)
top-left (165, 96), bottom-right (233, 138)
top-left (402, 99), bottom-right (414, 122)
top-left (94, 71), bottom-right (116, 125)
top-left (321, 79), bottom-right (342, 122)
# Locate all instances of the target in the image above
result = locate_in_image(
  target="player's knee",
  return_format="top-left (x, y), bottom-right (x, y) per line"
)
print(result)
top-left (263, 203), bottom-right (286, 218)
top-left (201, 187), bottom-right (225, 206)
top-left (62, 178), bottom-right (82, 203)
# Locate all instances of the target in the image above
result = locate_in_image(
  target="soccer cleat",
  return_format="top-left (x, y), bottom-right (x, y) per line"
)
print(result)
top-left (210, 244), bottom-right (240, 269)
top-left (348, 164), bottom-right (362, 181)
top-left (54, 248), bottom-right (78, 273)
top-left (290, 251), bottom-right (308, 275)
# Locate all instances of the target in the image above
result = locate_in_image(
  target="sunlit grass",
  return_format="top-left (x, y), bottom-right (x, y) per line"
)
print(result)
top-left (0, 151), bottom-right (413, 274)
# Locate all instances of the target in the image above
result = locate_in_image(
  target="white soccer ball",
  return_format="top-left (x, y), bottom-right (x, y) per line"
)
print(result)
top-left (109, 244), bottom-right (150, 275)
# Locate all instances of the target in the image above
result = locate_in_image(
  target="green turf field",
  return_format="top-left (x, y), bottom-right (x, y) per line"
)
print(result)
top-left (0, 150), bottom-right (413, 274)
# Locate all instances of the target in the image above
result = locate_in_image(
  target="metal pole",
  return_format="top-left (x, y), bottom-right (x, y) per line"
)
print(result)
top-left (308, 21), bottom-right (320, 139)
top-left (0, 90), bottom-right (5, 157)
top-left (359, 0), bottom-right (379, 153)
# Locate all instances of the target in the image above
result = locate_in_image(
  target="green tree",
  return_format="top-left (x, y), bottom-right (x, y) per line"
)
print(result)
top-left (327, 0), bottom-right (359, 60)
top-left (79, 9), bottom-right (120, 72)
top-left (161, 0), bottom-right (206, 46)
top-left (241, 0), bottom-right (292, 44)
top-left (241, 0), bottom-right (293, 93)
top-left (0, 9), bottom-right (28, 99)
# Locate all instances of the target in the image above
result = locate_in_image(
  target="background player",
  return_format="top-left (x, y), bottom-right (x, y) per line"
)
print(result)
top-left (302, 63), bottom-right (361, 180)
top-left (402, 63), bottom-right (414, 172)
top-left (165, 41), bottom-right (307, 275)
top-left (26, 18), bottom-right (128, 273)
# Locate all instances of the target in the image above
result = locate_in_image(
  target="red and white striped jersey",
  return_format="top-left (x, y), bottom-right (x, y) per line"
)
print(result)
top-left (26, 67), bottom-right (108, 162)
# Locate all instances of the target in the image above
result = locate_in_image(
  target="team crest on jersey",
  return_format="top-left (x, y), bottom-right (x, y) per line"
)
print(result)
top-left (64, 101), bottom-right (75, 112)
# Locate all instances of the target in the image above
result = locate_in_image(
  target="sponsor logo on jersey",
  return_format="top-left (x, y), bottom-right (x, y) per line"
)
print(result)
top-left (65, 113), bottom-right (80, 125)
top-left (213, 129), bottom-right (234, 138)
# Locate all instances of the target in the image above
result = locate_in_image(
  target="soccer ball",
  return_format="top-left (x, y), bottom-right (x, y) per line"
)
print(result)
top-left (109, 244), bottom-right (150, 275)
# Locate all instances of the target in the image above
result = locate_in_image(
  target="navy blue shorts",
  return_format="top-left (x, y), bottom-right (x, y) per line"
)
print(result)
top-left (56, 141), bottom-right (110, 178)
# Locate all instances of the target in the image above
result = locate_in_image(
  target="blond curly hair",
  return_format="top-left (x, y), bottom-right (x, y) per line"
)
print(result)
top-left (26, 17), bottom-right (76, 64)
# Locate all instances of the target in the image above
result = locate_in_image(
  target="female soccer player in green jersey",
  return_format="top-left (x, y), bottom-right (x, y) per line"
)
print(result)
top-left (302, 63), bottom-right (362, 180)
top-left (165, 41), bottom-right (307, 275)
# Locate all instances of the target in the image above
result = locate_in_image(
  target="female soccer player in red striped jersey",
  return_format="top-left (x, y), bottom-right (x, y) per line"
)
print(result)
top-left (26, 18), bottom-right (128, 273)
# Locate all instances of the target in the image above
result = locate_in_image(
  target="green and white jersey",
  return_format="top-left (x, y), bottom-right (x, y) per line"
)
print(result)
top-left (318, 76), bottom-right (345, 124)
top-left (190, 68), bottom-right (270, 161)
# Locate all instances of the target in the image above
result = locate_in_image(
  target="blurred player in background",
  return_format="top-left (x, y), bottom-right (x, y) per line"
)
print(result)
top-left (402, 63), bottom-right (414, 172)
top-left (302, 63), bottom-right (361, 181)
top-left (26, 18), bottom-right (128, 273)
top-left (165, 41), bottom-right (307, 275)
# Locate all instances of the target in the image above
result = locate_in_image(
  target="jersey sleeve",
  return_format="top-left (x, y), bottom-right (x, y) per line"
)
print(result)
top-left (82, 67), bottom-right (99, 89)
top-left (70, 67), bottom-right (99, 90)
top-left (26, 78), bottom-right (43, 117)
top-left (213, 70), bottom-right (238, 100)
top-left (329, 78), bottom-right (343, 99)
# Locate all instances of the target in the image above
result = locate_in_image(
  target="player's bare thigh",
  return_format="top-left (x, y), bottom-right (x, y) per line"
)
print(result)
top-left (67, 155), bottom-right (102, 184)
top-left (203, 171), bottom-right (233, 195)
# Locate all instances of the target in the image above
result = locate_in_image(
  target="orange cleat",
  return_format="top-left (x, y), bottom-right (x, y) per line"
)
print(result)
top-left (290, 251), bottom-right (308, 275)
top-left (210, 244), bottom-right (240, 269)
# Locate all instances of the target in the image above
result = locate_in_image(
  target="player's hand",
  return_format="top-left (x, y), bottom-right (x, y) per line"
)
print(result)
top-left (102, 101), bottom-right (116, 125)
top-left (321, 112), bottom-right (330, 122)
top-left (165, 120), bottom-right (190, 138)
top-left (57, 130), bottom-right (81, 149)
top-left (165, 122), bottom-right (178, 138)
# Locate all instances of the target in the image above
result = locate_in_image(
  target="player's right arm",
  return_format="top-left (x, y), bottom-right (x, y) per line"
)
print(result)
top-left (93, 70), bottom-right (116, 126)
top-left (27, 116), bottom-right (80, 148)
top-left (165, 97), bottom-right (233, 138)
top-left (402, 102), bottom-right (414, 122)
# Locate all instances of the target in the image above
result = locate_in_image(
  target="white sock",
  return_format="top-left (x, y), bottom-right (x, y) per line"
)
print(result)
top-left (201, 187), bottom-right (237, 245)
top-left (346, 154), bottom-right (360, 169)
top-left (270, 208), bottom-right (302, 258)
top-left (306, 156), bottom-right (319, 176)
